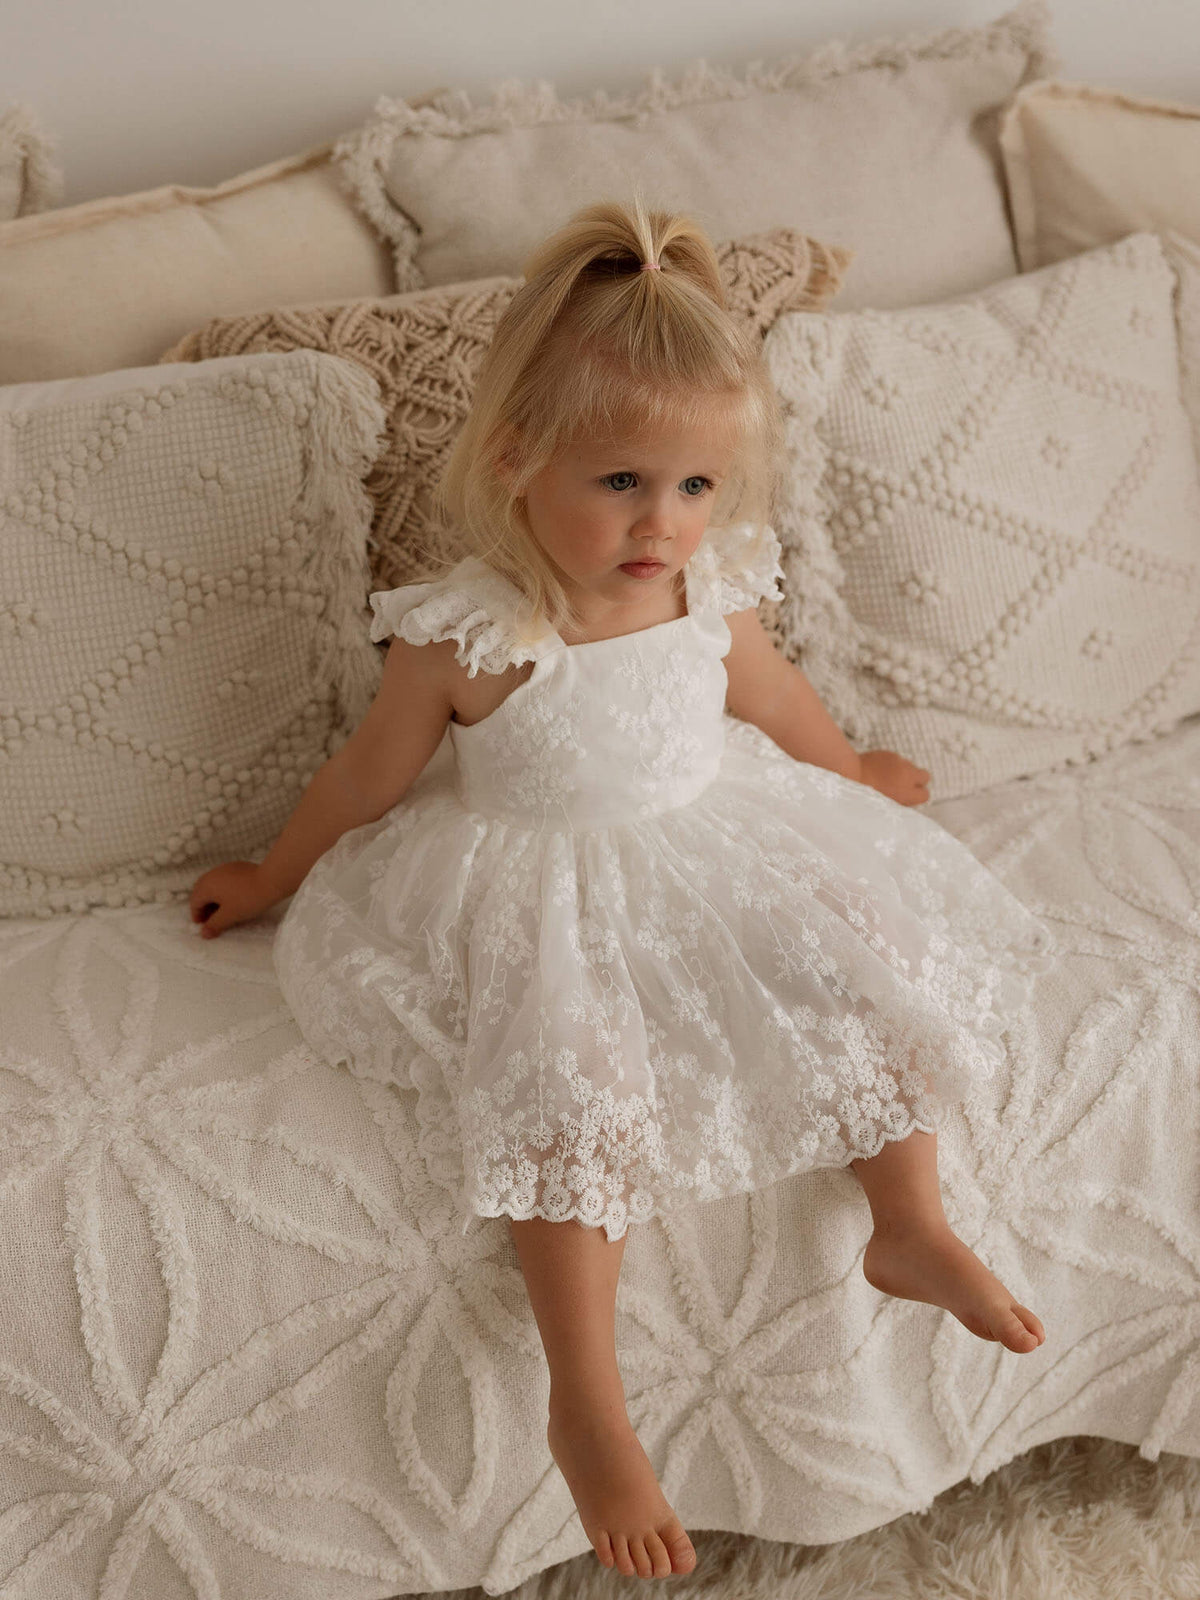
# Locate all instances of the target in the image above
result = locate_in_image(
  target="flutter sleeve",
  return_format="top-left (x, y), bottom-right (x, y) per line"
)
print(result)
top-left (368, 561), bottom-right (541, 679)
top-left (698, 521), bottom-right (786, 614)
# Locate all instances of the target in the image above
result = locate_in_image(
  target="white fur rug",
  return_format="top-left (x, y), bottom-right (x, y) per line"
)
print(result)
top-left (426, 1438), bottom-right (1200, 1599)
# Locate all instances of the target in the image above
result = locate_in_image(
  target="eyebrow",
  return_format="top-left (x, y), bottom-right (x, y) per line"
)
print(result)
top-left (588, 457), bottom-right (728, 474)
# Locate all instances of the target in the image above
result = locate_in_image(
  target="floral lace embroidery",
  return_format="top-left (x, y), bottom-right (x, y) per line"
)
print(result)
top-left (276, 520), bottom-right (1057, 1242)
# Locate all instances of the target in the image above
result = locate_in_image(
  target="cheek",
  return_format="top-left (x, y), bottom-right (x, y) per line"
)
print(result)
top-left (582, 510), bottom-right (626, 552)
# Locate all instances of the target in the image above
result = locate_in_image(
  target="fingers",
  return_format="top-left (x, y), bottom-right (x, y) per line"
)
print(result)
top-left (190, 900), bottom-right (222, 937)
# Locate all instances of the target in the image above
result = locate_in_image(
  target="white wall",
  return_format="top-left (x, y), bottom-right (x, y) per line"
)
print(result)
top-left (7, 0), bottom-right (1200, 208)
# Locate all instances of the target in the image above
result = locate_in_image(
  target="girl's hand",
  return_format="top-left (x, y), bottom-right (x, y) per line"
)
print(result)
top-left (858, 749), bottom-right (931, 806)
top-left (188, 861), bottom-right (277, 939)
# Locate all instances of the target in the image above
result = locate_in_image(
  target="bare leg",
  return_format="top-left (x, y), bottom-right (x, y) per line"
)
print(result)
top-left (849, 1128), bottom-right (1046, 1352)
top-left (508, 1216), bottom-right (698, 1579)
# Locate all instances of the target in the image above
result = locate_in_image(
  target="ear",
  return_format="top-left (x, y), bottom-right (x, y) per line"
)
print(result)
top-left (491, 427), bottom-right (522, 489)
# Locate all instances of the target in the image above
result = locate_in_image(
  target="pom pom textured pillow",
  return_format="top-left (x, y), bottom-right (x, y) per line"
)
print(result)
top-left (160, 227), bottom-right (851, 595)
top-left (332, 0), bottom-right (1057, 312)
top-left (0, 350), bottom-right (388, 918)
top-left (762, 231), bottom-right (1200, 802)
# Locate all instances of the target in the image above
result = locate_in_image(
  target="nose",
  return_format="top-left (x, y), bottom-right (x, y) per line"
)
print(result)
top-left (632, 498), bottom-right (674, 540)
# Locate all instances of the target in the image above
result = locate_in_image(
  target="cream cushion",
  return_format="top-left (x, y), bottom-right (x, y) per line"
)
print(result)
top-left (333, 0), bottom-right (1058, 310)
top-left (0, 141), bottom-right (395, 385)
top-left (0, 349), bottom-right (388, 918)
top-left (0, 102), bottom-right (64, 221)
top-left (997, 80), bottom-right (1200, 475)
top-left (158, 227), bottom-right (852, 596)
top-left (760, 231), bottom-right (1200, 802)
top-left (999, 78), bottom-right (1200, 272)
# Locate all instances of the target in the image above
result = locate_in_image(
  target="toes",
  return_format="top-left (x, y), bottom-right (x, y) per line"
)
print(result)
top-left (999, 1305), bottom-right (1041, 1351)
top-left (1016, 1304), bottom-right (1046, 1343)
top-left (628, 1536), bottom-right (654, 1578)
top-left (594, 1530), bottom-right (616, 1569)
top-left (611, 1534), bottom-right (635, 1577)
top-left (1017, 1305), bottom-right (1049, 1344)
top-left (672, 1537), bottom-right (698, 1574)
top-left (661, 1518), bottom-right (698, 1574)
top-left (643, 1532), bottom-right (673, 1578)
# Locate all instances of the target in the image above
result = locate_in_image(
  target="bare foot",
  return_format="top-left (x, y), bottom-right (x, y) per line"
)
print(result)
top-left (862, 1223), bottom-right (1046, 1352)
top-left (547, 1388), bottom-right (697, 1579)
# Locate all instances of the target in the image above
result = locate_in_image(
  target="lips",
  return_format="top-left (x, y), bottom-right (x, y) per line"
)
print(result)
top-left (620, 560), bottom-right (665, 572)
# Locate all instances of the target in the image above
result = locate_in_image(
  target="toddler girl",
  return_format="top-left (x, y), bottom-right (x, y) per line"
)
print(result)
top-left (189, 196), bottom-right (1056, 1583)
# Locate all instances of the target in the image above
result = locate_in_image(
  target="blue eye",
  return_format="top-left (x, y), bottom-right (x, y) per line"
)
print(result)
top-left (601, 472), bottom-right (713, 495)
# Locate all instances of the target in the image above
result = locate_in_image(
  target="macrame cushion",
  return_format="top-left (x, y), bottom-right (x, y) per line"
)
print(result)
top-left (158, 227), bottom-right (851, 597)
top-left (0, 349), bottom-right (389, 917)
top-left (330, 1), bottom-right (1058, 310)
top-left (761, 230), bottom-right (1200, 803)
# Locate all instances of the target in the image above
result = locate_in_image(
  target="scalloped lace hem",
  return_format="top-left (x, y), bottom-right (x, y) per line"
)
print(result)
top-left (462, 1107), bottom-right (946, 1244)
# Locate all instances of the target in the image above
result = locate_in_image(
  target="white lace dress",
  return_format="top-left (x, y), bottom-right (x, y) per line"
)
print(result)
top-left (272, 522), bottom-right (1057, 1242)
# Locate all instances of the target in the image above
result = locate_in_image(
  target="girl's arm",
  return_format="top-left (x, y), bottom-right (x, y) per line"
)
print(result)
top-left (722, 608), bottom-right (930, 803)
top-left (256, 637), bottom-right (456, 900)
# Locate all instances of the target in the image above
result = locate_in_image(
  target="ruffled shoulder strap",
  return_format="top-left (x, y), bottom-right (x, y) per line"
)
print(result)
top-left (368, 556), bottom-right (551, 678)
top-left (688, 521), bottom-right (785, 615)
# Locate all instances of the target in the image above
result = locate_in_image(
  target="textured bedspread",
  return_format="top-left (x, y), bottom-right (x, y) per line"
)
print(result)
top-left (2, 711), bottom-right (1197, 1598)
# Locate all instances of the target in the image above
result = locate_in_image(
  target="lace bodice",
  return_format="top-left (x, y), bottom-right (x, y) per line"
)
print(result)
top-left (367, 523), bottom-right (786, 833)
top-left (278, 517), bottom-right (1056, 1246)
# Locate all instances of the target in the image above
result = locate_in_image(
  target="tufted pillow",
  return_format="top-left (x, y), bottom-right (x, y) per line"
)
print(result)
top-left (158, 227), bottom-right (851, 596)
top-left (331, 1), bottom-right (1057, 311)
top-left (760, 230), bottom-right (1200, 802)
top-left (0, 349), bottom-right (388, 918)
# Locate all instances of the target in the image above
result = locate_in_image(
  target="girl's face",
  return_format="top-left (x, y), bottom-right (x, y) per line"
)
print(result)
top-left (517, 403), bottom-right (738, 620)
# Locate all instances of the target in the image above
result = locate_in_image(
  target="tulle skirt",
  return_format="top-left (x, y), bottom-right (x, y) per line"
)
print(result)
top-left (272, 719), bottom-right (1057, 1242)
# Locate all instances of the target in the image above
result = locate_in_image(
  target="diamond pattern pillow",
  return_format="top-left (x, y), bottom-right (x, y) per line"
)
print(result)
top-left (761, 230), bottom-right (1200, 802)
top-left (0, 349), bottom-right (388, 917)
top-left (158, 227), bottom-right (851, 596)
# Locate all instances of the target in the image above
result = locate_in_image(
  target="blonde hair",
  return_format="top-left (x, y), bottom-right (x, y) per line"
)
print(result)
top-left (427, 192), bottom-right (785, 642)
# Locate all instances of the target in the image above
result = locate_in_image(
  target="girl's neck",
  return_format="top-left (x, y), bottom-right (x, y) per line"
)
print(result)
top-left (556, 570), bottom-right (687, 646)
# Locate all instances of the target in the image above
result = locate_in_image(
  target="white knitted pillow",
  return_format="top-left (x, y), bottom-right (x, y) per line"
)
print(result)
top-left (761, 230), bottom-right (1200, 802)
top-left (0, 349), bottom-right (388, 917)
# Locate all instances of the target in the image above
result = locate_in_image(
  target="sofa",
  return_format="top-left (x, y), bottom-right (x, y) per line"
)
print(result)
top-left (4, 4), bottom-right (1200, 1596)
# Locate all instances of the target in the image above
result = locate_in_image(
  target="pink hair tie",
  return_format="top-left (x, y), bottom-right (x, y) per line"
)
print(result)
top-left (640, 259), bottom-right (661, 271)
